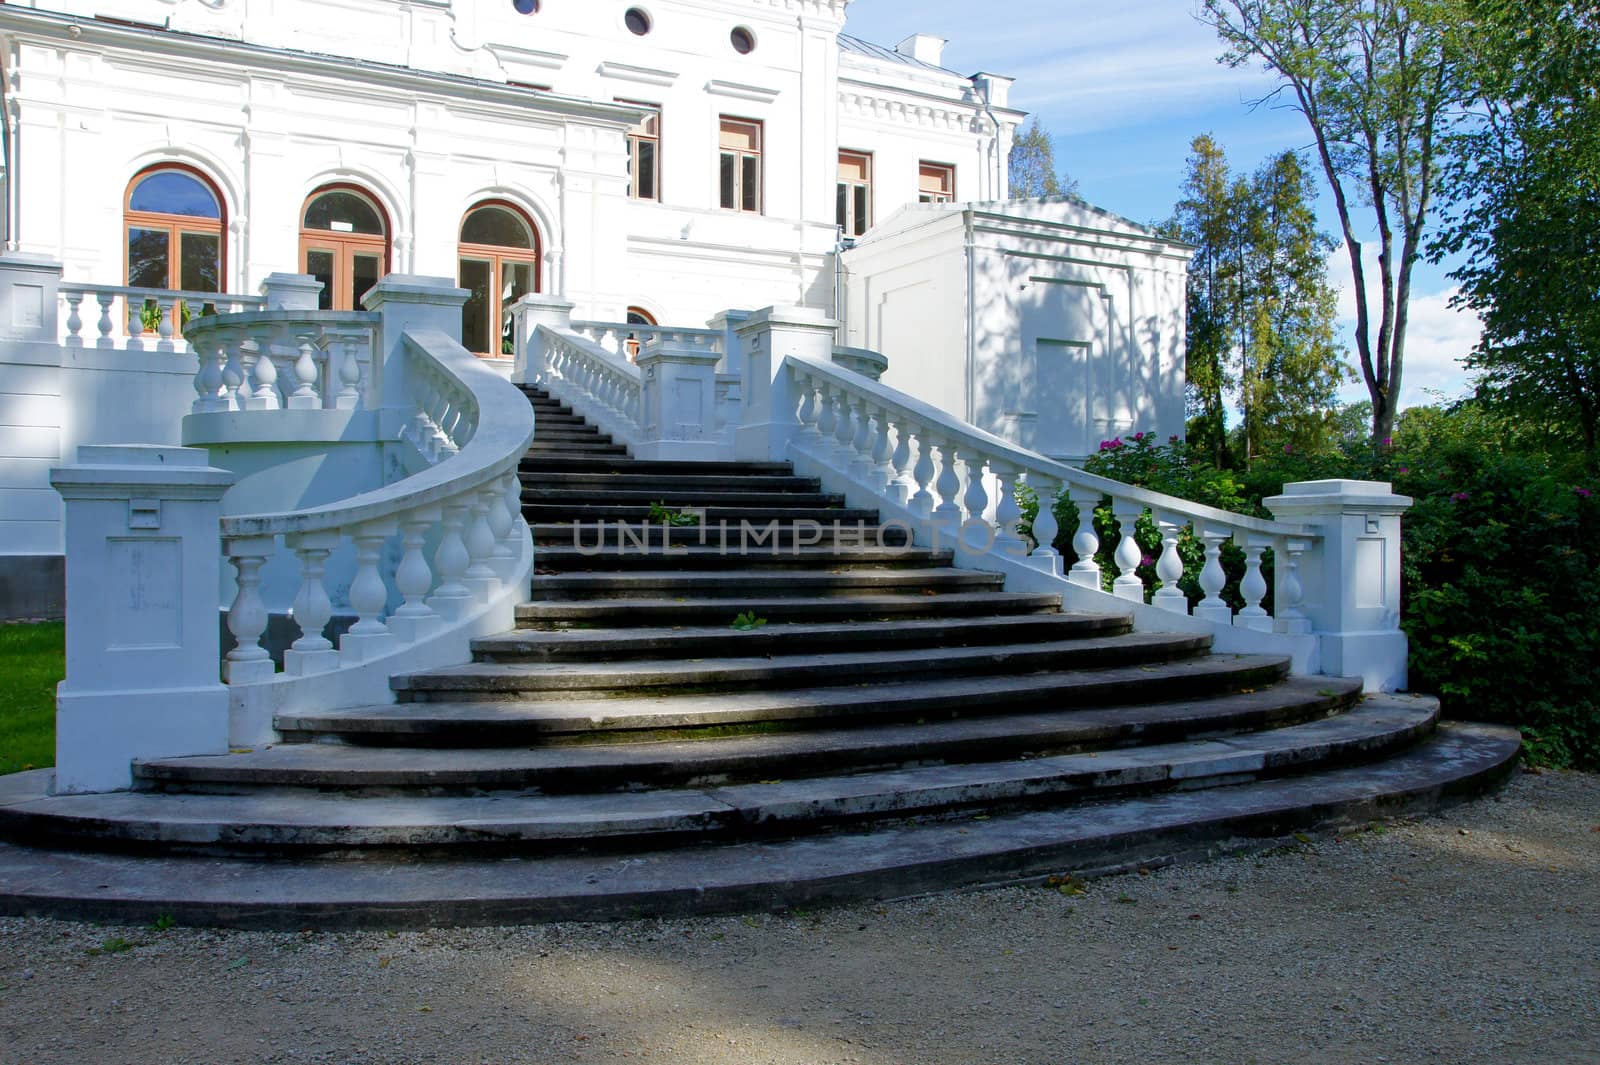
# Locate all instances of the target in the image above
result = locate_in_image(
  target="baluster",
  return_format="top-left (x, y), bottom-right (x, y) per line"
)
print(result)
top-left (388, 508), bottom-right (443, 644)
top-left (814, 384), bottom-right (838, 458)
top-left (1066, 487), bottom-right (1102, 589)
top-left (887, 417), bottom-right (915, 506)
top-left (1153, 514), bottom-right (1188, 613)
top-left (1111, 500), bottom-right (1146, 603)
top-left (218, 328), bottom-right (245, 410)
top-left (463, 490), bottom-right (501, 601)
top-left (868, 404), bottom-right (895, 493)
top-left (848, 396), bottom-right (875, 481)
top-left (63, 291), bottom-right (84, 346)
top-left (989, 462), bottom-right (1028, 558)
top-left (223, 536), bottom-right (277, 684)
top-left (155, 295), bottom-right (177, 352)
top-left (247, 335), bottom-right (281, 410)
top-left (1274, 538), bottom-right (1313, 634)
top-left (501, 469), bottom-right (527, 540)
top-left (1193, 528), bottom-right (1233, 624)
top-left (340, 521), bottom-right (398, 663)
top-left (931, 439), bottom-right (965, 530)
top-left (192, 333), bottom-right (227, 414)
top-left (325, 329), bottom-right (363, 410)
top-left (126, 297), bottom-right (147, 352)
top-left (794, 374), bottom-right (821, 445)
top-left (427, 502), bottom-right (476, 620)
top-left (1235, 538), bottom-right (1273, 631)
top-left (284, 531), bottom-right (340, 675)
top-left (831, 388), bottom-right (857, 466)
top-left (287, 333), bottom-right (320, 409)
top-left (94, 292), bottom-right (116, 348)
top-left (909, 427), bottom-right (937, 518)
top-left (485, 477), bottom-right (518, 578)
top-left (1027, 475), bottom-right (1062, 575)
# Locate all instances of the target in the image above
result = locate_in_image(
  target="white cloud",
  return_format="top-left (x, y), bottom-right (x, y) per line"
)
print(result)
top-left (1328, 244), bottom-right (1480, 409)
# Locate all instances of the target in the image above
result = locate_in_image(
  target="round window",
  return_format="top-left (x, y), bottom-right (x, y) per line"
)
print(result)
top-left (512, 0), bottom-right (539, 13)
top-left (730, 27), bottom-right (755, 54)
top-left (625, 7), bottom-right (651, 35)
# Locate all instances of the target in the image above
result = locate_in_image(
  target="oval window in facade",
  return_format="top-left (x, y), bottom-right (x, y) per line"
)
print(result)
top-left (730, 27), bottom-right (755, 54)
top-left (625, 7), bottom-right (651, 35)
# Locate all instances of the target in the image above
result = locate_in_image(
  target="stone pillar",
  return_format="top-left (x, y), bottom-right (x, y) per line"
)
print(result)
top-left (734, 305), bottom-right (837, 463)
top-left (510, 294), bottom-right (576, 385)
top-left (636, 343), bottom-right (722, 462)
top-left (361, 274), bottom-right (470, 410)
top-left (705, 308), bottom-right (751, 376)
top-left (1265, 479), bottom-right (1413, 691)
top-left (50, 445), bottom-right (236, 793)
top-left (258, 272), bottom-right (323, 311)
top-left (0, 252), bottom-right (63, 342)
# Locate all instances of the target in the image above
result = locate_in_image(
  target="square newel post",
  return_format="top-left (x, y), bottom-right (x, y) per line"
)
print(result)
top-left (705, 308), bottom-right (751, 375)
top-left (635, 343), bottom-right (723, 462)
top-left (258, 272), bottom-right (324, 311)
top-left (362, 275), bottom-right (470, 411)
top-left (0, 253), bottom-right (63, 342)
top-left (511, 294), bottom-right (577, 385)
top-left (734, 305), bottom-right (838, 463)
top-left (50, 445), bottom-right (236, 793)
top-left (1265, 479), bottom-right (1414, 691)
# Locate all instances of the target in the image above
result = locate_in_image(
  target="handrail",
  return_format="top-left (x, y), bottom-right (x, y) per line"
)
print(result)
top-left (789, 354), bottom-right (1315, 539)
top-left (569, 318), bottom-right (723, 356)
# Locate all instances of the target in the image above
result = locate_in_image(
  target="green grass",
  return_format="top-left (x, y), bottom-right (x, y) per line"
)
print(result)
top-left (0, 621), bottom-right (63, 775)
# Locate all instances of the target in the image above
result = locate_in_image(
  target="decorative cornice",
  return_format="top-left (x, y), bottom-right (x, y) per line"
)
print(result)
top-left (838, 89), bottom-right (983, 135)
top-left (705, 79), bottom-right (781, 104)
top-left (596, 61), bottom-right (679, 88)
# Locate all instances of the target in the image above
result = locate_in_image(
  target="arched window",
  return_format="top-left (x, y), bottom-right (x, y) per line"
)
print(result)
top-left (624, 306), bottom-right (657, 360)
top-left (124, 166), bottom-right (224, 293)
top-left (458, 201), bottom-right (541, 356)
top-left (299, 185), bottom-right (390, 311)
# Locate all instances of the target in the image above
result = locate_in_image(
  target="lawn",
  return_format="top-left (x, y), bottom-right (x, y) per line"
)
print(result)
top-left (0, 621), bottom-right (63, 774)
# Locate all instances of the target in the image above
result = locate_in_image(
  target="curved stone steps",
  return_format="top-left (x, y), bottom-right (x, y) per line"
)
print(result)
top-left (284, 654), bottom-right (1293, 743)
top-left (524, 488), bottom-right (850, 508)
top-left (514, 591), bottom-right (1066, 628)
top-left (0, 701), bottom-right (1439, 856)
top-left (521, 457), bottom-right (797, 476)
top-left (0, 723), bottom-right (1517, 929)
top-left (523, 504), bottom-right (881, 525)
top-left (528, 567), bottom-right (1004, 600)
top-left (528, 521), bottom-right (915, 547)
top-left (393, 632), bottom-right (1216, 702)
top-left (139, 677), bottom-right (1365, 793)
top-left (471, 612), bottom-right (1129, 662)
top-left (527, 472), bottom-right (824, 491)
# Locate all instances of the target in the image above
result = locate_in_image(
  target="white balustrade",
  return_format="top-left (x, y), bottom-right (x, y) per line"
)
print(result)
top-left (58, 284), bottom-right (266, 351)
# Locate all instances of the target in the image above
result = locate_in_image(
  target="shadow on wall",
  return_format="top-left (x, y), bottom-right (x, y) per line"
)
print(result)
top-left (0, 555), bottom-right (65, 621)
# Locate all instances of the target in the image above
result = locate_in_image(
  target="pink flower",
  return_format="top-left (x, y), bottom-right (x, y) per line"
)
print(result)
top-left (1283, 443), bottom-right (1293, 454)
top-left (1169, 435), bottom-right (1180, 444)
top-left (1383, 436), bottom-right (1393, 447)
top-left (1577, 487), bottom-right (1593, 498)
top-left (1451, 492), bottom-right (1470, 502)
top-left (1133, 431), bottom-right (1145, 442)
top-left (1398, 466), bottom-right (1410, 474)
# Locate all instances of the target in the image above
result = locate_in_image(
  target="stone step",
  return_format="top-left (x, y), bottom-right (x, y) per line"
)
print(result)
top-left (141, 678), bottom-right (1365, 793)
top-left (526, 413), bottom-right (590, 425)
top-left (526, 567), bottom-right (998, 600)
top-left (520, 457), bottom-right (796, 477)
top-left (528, 522), bottom-right (914, 547)
top-left (471, 612), bottom-right (1128, 663)
top-left (392, 632), bottom-right (1214, 701)
top-left (523, 488), bottom-right (849, 508)
top-left (533, 430), bottom-right (617, 444)
top-left (514, 590), bottom-right (1064, 628)
top-left (524, 442), bottom-right (631, 455)
top-left (0, 722), bottom-right (1519, 928)
top-left (284, 654), bottom-right (1291, 743)
top-left (521, 472), bottom-right (823, 491)
top-left (522, 504), bottom-right (876, 525)
top-left (0, 702), bottom-right (1441, 856)
top-left (531, 544), bottom-right (955, 572)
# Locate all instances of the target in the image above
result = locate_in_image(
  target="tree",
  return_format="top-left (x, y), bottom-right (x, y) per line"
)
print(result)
top-left (1008, 120), bottom-right (1078, 198)
top-left (1433, 0), bottom-right (1600, 464)
top-left (1199, 0), bottom-right (1462, 446)
top-left (1167, 136), bottom-right (1348, 462)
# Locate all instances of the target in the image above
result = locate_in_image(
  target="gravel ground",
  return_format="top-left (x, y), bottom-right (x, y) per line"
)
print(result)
top-left (1, 769), bottom-right (1596, 1065)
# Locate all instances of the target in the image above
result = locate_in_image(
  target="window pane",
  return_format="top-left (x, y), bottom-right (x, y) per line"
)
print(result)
top-left (180, 232), bottom-right (220, 292)
top-left (304, 249), bottom-right (335, 310)
top-left (304, 191), bottom-right (385, 235)
top-left (853, 186), bottom-right (869, 235)
top-left (742, 157), bottom-right (759, 213)
top-left (460, 258), bottom-right (492, 355)
top-left (461, 206), bottom-right (532, 249)
top-left (500, 261), bottom-right (535, 355)
top-left (637, 141), bottom-right (657, 200)
top-left (129, 171), bottom-right (221, 219)
top-left (352, 253), bottom-right (382, 309)
top-left (720, 153), bottom-right (737, 209)
top-left (127, 228), bottom-right (171, 289)
top-left (836, 184), bottom-right (847, 230)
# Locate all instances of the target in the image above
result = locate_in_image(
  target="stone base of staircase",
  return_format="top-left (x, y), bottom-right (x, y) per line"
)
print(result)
top-left (0, 722), bottom-right (1518, 929)
top-left (0, 387), bottom-right (1522, 928)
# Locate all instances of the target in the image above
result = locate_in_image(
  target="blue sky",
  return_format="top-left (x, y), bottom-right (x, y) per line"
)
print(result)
top-left (842, 0), bottom-right (1479, 409)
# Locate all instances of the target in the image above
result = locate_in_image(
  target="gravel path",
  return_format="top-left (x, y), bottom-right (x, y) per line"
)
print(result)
top-left (1, 769), bottom-right (1596, 1065)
